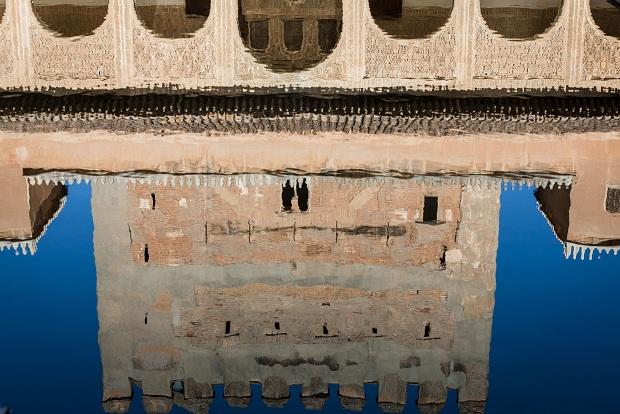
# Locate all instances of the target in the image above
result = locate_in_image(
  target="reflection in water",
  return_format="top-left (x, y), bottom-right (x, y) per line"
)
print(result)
top-left (32, 0), bottom-right (108, 37)
top-left (591, 0), bottom-right (620, 39)
top-left (369, 0), bottom-right (453, 39)
top-left (134, 0), bottom-right (210, 39)
top-left (0, 179), bottom-right (66, 255)
top-left (238, 0), bottom-right (343, 72)
top-left (95, 174), bottom-right (496, 413)
top-left (480, 0), bottom-right (562, 39)
top-left (0, 1), bottom-right (5, 24)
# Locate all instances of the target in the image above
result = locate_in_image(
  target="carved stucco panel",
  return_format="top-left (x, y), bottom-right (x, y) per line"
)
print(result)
top-left (31, 19), bottom-right (115, 82)
top-left (0, 14), bottom-right (14, 78)
top-left (582, 24), bottom-right (620, 80)
top-left (132, 24), bottom-right (217, 81)
top-left (473, 19), bottom-right (566, 80)
top-left (363, 17), bottom-right (456, 80)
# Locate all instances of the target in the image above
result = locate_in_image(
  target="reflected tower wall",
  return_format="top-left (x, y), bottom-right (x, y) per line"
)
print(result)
top-left (93, 176), bottom-right (498, 411)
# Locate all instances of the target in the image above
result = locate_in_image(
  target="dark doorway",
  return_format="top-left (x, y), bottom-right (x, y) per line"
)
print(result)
top-left (282, 180), bottom-right (295, 211)
top-left (423, 196), bottom-right (439, 222)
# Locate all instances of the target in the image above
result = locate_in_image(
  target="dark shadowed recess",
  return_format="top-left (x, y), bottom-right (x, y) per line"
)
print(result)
top-left (590, 0), bottom-right (620, 39)
top-left (134, 0), bottom-right (210, 39)
top-left (32, 0), bottom-right (109, 38)
top-left (238, 0), bottom-right (343, 72)
top-left (369, 0), bottom-right (453, 39)
top-left (480, 0), bottom-right (563, 39)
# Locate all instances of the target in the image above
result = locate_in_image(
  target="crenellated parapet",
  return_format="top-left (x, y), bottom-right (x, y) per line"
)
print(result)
top-left (0, 0), bottom-right (618, 92)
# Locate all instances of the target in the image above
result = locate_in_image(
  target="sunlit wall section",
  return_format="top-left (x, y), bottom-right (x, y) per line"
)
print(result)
top-left (368, 0), bottom-right (453, 39)
top-left (590, 0), bottom-right (620, 39)
top-left (238, 0), bottom-right (343, 73)
top-left (134, 0), bottom-right (210, 39)
top-left (480, 0), bottom-right (562, 39)
top-left (32, 0), bottom-right (109, 38)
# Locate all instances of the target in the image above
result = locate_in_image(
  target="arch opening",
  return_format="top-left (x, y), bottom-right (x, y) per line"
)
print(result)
top-left (134, 0), bottom-right (210, 39)
top-left (32, 0), bottom-right (109, 38)
top-left (238, 0), bottom-right (343, 73)
top-left (0, 1), bottom-right (6, 25)
top-left (480, 0), bottom-right (563, 40)
top-left (590, 0), bottom-right (620, 39)
top-left (369, 0), bottom-right (453, 39)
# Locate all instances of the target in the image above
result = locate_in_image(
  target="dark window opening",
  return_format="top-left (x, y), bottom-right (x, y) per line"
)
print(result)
top-left (296, 178), bottom-right (309, 212)
top-left (144, 312), bottom-right (148, 325)
top-left (274, 322), bottom-right (281, 330)
top-left (151, 193), bottom-right (156, 210)
top-left (606, 187), bottom-right (620, 213)
top-left (424, 323), bottom-right (431, 338)
top-left (372, 327), bottom-right (378, 334)
top-left (185, 0), bottom-right (210, 17)
top-left (423, 196), bottom-right (439, 222)
top-left (225, 321), bottom-right (231, 335)
top-left (439, 245), bottom-right (447, 270)
top-left (370, 0), bottom-right (402, 18)
top-left (323, 324), bottom-right (329, 335)
top-left (284, 20), bottom-right (304, 52)
top-left (249, 20), bottom-right (269, 51)
top-left (282, 180), bottom-right (295, 211)
top-left (318, 19), bottom-right (339, 52)
top-left (144, 244), bottom-right (150, 263)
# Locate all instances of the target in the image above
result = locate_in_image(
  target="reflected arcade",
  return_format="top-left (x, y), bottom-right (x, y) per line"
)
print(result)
top-left (238, 0), bottom-right (343, 72)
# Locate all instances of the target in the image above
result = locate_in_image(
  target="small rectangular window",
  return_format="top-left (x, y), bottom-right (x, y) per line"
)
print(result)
top-left (423, 196), bottom-right (439, 222)
top-left (284, 20), bottom-right (303, 52)
top-left (606, 187), bottom-right (620, 213)
top-left (250, 20), bottom-right (269, 51)
top-left (225, 321), bottom-right (231, 335)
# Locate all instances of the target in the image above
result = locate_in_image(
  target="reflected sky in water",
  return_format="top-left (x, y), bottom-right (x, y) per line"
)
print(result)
top-left (0, 180), bottom-right (618, 413)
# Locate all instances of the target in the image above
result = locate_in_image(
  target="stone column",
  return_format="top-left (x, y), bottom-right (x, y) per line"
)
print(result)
top-left (344, 0), bottom-right (365, 86)
top-left (113, 0), bottom-right (133, 87)
top-left (9, 0), bottom-right (33, 86)
top-left (563, 0), bottom-right (586, 87)
top-left (454, 0), bottom-right (476, 89)
top-left (216, 0), bottom-right (235, 84)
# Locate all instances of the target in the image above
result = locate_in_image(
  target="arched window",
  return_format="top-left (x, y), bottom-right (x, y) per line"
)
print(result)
top-left (480, 0), bottom-right (562, 39)
top-left (238, 0), bottom-right (343, 73)
top-left (134, 0), bottom-right (210, 39)
top-left (369, 0), bottom-right (453, 39)
top-left (590, 0), bottom-right (620, 39)
top-left (32, 0), bottom-right (108, 38)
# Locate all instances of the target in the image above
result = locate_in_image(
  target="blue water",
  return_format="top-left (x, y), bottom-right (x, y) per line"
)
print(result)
top-left (0, 183), bottom-right (618, 413)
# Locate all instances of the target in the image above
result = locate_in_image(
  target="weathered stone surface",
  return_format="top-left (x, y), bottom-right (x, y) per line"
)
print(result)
top-left (302, 377), bottom-right (328, 397)
top-left (224, 382), bottom-right (251, 398)
top-left (378, 402), bottom-right (405, 413)
top-left (302, 396), bottom-right (328, 410)
top-left (417, 403), bottom-right (445, 414)
top-left (341, 397), bottom-right (366, 412)
top-left (378, 374), bottom-right (407, 405)
top-left (339, 384), bottom-right (365, 399)
top-left (262, 376), bottom-right (289, 400)
top-left (142, 396), bottom-right (173, 414)
top-left (458, 400), bottom-right (487, 414)
top-left (418, 382), bottom-right (447, 405)
top-left (184, 378), bottom-right (213, 399)
top-left (102, 399), bottom-right (131, 414)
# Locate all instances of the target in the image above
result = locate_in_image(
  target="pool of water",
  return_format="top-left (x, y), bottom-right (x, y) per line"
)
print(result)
top-left (0, 174), bottom-right (618, 414)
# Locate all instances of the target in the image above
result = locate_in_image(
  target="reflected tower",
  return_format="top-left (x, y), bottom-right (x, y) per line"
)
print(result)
top-left (93, 175), bottom-right (499, 413)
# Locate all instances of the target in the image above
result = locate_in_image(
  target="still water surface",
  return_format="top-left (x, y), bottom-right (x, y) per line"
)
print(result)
top-left (0, 176), bottom-right (618, 413)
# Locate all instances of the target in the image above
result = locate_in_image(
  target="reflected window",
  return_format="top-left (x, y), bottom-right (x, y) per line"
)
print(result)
top-left (606, 187), bottom-right (620, 214)
top-left (423, 196), bottom-right (438, 223)
top-left (591, 0), bottom-right (620, 39)
top-left (284, 20), bottom-right (304, 52)
top-left (134, 0), bottom-right (210, 39)
top-left (369, 0), bottom-right (453, 39)
top-left (238, 0), bottom-right (343, 73)
top-left (32, 0), bottom-right (109, 38)
top-left (480, 0), bottom-right (562, 40)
